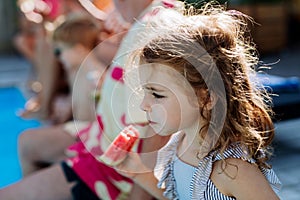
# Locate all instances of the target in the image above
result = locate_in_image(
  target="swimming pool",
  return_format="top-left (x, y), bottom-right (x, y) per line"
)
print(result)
top-left (0, 87), bottom-right (40, 188)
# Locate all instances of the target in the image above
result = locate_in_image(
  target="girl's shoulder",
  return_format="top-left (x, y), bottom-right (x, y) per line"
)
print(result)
top-left (211, 142), bottom-right (254, 163)
top-left (211, 158), bottom-right (279, 199)
top-left (210, 142), bottom-right (260, 182)
top-left (211, 157), bottom-right (259, 184)
top-left (208, 143), bottom-right (281, 198)
top-left (210, 157), bottom-right (252, 196)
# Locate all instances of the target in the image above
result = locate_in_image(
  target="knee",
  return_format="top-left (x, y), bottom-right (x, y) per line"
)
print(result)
top-left (18, 129), bottom-right (37, 159)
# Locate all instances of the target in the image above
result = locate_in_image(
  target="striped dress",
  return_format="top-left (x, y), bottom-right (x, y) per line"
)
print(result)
top-left (154, 131), bottom-right (282, 200)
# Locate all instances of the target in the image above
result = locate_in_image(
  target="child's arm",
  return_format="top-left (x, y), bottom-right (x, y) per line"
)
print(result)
top-left (116, 152), bottom-right (168, 200)
top-left (133, 170), bottom-right (168, 200)
top-left (115, 127), bottom-right (170, 200)
top-left (127, 184), bottom-right (155, 200)
top-left (211, 158), bottom-right (280, 200)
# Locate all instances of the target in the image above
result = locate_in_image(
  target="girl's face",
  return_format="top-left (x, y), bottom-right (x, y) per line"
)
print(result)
top-left (139, 63), bottom-right (200, 136)
top-left (55, 43), bottom-right (86, 71)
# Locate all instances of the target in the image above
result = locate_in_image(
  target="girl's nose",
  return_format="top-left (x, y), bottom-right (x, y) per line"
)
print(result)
top-left (140, 95), bottom-right (151, 112)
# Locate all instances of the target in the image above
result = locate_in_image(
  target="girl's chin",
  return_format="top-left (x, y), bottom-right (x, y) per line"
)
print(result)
top-left (154, 128), bottom-right (173, 137)
top-left (150, 126), bottom-right (165, 135)
top-left (150, 124), bottom-right (177, 136)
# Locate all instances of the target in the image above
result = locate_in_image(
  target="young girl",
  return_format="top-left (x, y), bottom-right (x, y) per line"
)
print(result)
top-left (117, 3), bottom-right (282, 199)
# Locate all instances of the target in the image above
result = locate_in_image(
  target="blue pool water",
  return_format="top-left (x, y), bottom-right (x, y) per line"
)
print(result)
top-left (0, 87), bottom-right (40, 188)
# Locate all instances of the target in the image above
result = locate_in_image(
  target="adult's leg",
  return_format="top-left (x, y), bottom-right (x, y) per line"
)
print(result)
top-left (0, 164), bottom-right (73, 200)
top-left (18, 125), bottom-right (77, 176)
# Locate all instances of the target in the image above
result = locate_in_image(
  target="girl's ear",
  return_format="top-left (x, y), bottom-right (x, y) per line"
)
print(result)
top-left (197, 90), bottom-right (217, 111)
top-left (74, 43), bottom-right (86, 51)
top-left (205, 91), bottom-right (218, 111)
top-left (73, 43), bottom-right (89, 55)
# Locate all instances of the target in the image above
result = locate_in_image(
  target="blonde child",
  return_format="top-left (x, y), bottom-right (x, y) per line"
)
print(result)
top-left (15, 0), bottom-right (89, 122)
top-left (117, 3), bottom-right (282, 199)
top-left (52, 14), bottom-right (106, 122)
top-left (17, 14), bottom-right (106, 176)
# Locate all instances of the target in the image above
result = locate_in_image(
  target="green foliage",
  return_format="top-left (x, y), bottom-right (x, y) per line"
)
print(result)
top-left (227, 0), bottom-right (284, 5)
top-left (179, 0), bottom-right (228, 9)
top-left (179, 0), bottom-right (284, 7)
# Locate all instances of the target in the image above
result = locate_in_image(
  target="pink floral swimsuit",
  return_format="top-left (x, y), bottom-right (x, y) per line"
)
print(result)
top-left (65, 1), bottom-right (183, 199)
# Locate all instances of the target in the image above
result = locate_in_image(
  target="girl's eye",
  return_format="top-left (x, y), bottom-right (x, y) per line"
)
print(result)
top-left (152, 92), bottom-right (165, 99)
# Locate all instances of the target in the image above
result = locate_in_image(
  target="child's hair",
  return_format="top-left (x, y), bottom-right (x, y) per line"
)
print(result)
top-left (53, 14), bottom-right (101, 50)
top-left (128, 3), bottom-right (274, 169)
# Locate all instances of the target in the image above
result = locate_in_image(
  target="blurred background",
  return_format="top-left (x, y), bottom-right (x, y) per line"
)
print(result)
top-left (0, 0), bottom-right (299, 199)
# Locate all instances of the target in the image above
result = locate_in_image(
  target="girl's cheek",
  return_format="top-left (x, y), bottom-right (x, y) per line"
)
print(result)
top-left (153, 104), bottom-right (167, 120)
top-left (60, 52), bottom-right (75, 70)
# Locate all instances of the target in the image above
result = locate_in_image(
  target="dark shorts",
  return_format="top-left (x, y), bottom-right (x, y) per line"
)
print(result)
top-left (61, 161), bottom-right (101, 200)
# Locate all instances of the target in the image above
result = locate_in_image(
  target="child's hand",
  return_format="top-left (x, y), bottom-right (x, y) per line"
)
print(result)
top-left (115, 152), bottom-right (151, 180)
top-left (116, 151), bottom-right (168, 200)
top-left (104, 9), bottom-right (130, 35)
top-left (17, 96), bottom-right (42, 119)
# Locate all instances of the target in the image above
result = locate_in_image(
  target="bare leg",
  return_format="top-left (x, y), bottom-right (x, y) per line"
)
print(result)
top-left (32, 26), bottom-right (60, 120)
top-left (18, 125), bottom-right (77, 176)
top-left (0, 164), bottom-right (73, 200)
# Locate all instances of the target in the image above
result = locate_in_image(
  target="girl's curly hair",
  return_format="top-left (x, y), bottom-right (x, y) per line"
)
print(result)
top-left (127, 2), bottom-right (274, 169)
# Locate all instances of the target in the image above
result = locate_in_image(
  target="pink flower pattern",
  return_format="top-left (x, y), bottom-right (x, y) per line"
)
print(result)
top-left (65, 1), bottom-right (182, 199)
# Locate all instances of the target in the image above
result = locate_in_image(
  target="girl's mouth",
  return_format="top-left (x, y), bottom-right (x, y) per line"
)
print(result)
top-left (148, 120), bottom-right (157, 125)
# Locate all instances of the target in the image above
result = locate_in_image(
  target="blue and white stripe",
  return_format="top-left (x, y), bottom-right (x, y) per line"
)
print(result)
top-left (154, 132), bottom-right (282, 199)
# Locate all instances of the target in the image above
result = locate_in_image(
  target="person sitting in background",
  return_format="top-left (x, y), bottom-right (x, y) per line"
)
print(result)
top-left (14, 0), bottom-right (91, 124)
top-left (52, 14), bottom-right (106, 122)
top-left (17, 13), bottom-right (109, 176)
